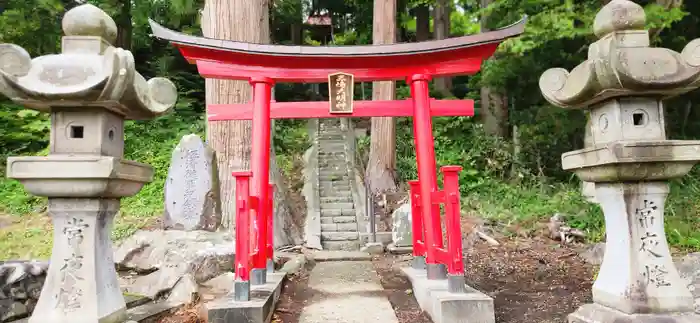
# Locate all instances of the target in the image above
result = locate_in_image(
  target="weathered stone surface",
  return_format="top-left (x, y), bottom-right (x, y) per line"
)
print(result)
top-left (391, 203), bottom-right (412, 247)
top-left (1, 2), bottom-right (177, 323)
top-left (33, 199), bottom-right (127, 323)
top-left (539, 0), bottom-right (700, 321)
top-left (578, 242), bottom-right (605, 266)
top-left (164, 134), bottom-right (221, 232)
top-left (115, 229), bottom-right (234, 299)
top-left (361, 242), bottom-right (384, 255)
top-left (0, 261), bottom-right (47, 322)
top-left (165, 274), bottom-right (198, 304)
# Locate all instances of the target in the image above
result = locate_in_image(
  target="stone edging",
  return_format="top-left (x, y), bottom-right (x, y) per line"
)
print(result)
top-left (302, 119), bottom-right (322, 250)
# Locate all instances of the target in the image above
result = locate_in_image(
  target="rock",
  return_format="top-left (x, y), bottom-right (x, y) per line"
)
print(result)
top-left (164, 134), bottom-right (221, 231)
top-left (361, 242), bottom-right (384, 255)
top-left (166, 274), bottom-right (199, 304)
top-left (675, 252), bottom-right (700, 312)
top-left (578, 242), bottom-right (606, 265)
top-left (391, 203), bottom-right (412, 247)
top-left (279, 254), bottom-right (307, 275)
top-left (114, 229), bottom-right (235, 299)
top-left (0, 261), bottom-right (47, 321)
top-left (201, 272), bottom-right (235, 296)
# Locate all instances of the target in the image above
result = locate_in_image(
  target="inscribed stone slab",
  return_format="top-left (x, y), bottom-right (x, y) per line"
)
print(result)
top-left (164, 134), bottom-right (221, 231)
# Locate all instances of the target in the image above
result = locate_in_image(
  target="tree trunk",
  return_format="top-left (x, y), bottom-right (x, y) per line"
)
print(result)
top-left (415, 4), bottom-right (430, 41)
top-left (202, 0), bottom-right (268, 230)
top-left (433, 0), bottom-right (452, 96)
top-left (479, 0), bottom-right (508, 137)
top-left (366, 0), bottom-right (398, 194)
top-left (115, 0), bottom-right (132, 50)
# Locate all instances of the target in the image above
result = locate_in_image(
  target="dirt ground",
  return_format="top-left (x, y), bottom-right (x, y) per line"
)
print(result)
top-left (271, 237), bottom-right (594, 323)
top-left (160, 236), bottom-right (595, 323)
top-left (464, 237), bottom-right (594, 323)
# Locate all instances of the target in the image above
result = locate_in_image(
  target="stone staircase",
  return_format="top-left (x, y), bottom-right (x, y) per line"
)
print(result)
top-left (317, 118), bottom-right (361, 250)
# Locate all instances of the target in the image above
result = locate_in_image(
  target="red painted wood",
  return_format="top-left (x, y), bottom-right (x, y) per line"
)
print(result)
top-left (409, 74), bottom-right (444, 266)
top-left (207, 99), bottom-right (474, 121)
top-left (192, 50), bottom-right (493, 83)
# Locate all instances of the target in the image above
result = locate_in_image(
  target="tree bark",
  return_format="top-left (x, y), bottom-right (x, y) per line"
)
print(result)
top-left (479, 0), bottom-right (508, 137)
top-left (202, 0), bottom-right (269, 230)
top-left (366, 0), bottom-right (398, 194)
top-left (433, 0), bottom-right (452, 96)
top-left (115, 0), bottom-right (132, 50)
top-left (415, 4), bottom-right (431, 41)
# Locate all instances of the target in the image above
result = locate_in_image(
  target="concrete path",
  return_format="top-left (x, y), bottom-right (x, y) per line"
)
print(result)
top-left (299, 260), bottom-right (399, 323)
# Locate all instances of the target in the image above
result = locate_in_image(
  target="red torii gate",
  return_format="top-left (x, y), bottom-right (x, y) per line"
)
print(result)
top-left (150, 19), bottom-right (526, 301)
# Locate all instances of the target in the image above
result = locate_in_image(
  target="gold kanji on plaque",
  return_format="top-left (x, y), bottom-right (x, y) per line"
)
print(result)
top-left (328, 72), bottom-right (354, 114)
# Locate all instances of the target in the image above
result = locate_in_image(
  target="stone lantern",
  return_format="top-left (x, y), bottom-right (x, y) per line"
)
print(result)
top-left (540, 0), bottom-right (700, 322)
top-left (0, 4), bottom-right (177, 323)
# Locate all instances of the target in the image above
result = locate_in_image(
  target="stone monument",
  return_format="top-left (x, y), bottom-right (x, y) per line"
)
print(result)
top-left (0, 4), bottom-right (177, 323)
top-left (540, 0), bottom-right (700, 322)
top-left (164, 134), bottom-right (221, 231)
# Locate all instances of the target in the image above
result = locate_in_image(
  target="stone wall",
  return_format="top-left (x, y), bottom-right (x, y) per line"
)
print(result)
top-left (0, 261), bottom-right (48, 322)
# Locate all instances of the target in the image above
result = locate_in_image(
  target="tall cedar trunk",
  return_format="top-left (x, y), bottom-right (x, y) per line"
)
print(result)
top-left (202, 0), bottom-right (267, 230)
top-left (433, 0), bottom-right (452, 96)
top-left (115, 0), bottom-right (132, 50)
top-left (415, 4), bottom-right (430, 41)
top-left (366, 0), bottom-right (398, 194)
top-left (479, 0), bottom-right (508, 137)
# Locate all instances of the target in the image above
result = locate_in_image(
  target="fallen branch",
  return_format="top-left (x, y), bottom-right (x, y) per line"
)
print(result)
top-left (476, 230), bottom-right (499, 246)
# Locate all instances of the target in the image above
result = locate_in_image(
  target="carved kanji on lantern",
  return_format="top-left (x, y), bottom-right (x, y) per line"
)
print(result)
top-left (0, 4), bottom-right (177, 323)
top-left (539, 1), bottom-right (700, 322)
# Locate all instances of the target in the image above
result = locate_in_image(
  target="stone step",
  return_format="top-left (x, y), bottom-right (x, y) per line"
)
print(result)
top-left (319, 186), bottom-right (351, 192)
top-left (318, 158), bottom-right (346, 163)
top-left (319, 167), bottom-right (348, 172)
top-left (321, 231), bottom-right (360, 241)
top-left (321, 240), bottom-right (361, 251)
top-left (318, 171), bottom-right (348, 176)
top-left (320, 196), bottom-right (353, 203)
top-left (318, 152), bottom-right (347, 160)
top-left (318, 139), bottom-right (346, 144)
top-left (319, 180), bottom-right (351, 186)
top-left (320, 202), bottom-right (354, 210)
top-left (319, 189), bottom-right (352, 196)
top-left (319, 193), bottom-right (353, 200)
top-left (319, 143), bottom-right (346, 149)
top-left (320, 209), bottom-right (356, 217)
top-left (318, 160), bottom-right (346, 165)
top-left (319, 177), bottom-right (349, 182)
top-left (319, 154), bottom-right (345, 158)
top-left (319, 182), bottom-right (352, 188)
top-left (319, 192), bottom-right (353, 199)
top-left (319, 169), bottom-right (347, 175)
top-left (319, 161), bottom-right (347, 166)
top-left (318, 163), bottom-right (347, 169)
top-left (321, 222), bottom-right (358, 232)
top-left (320, 216), bottom-right (357, 224)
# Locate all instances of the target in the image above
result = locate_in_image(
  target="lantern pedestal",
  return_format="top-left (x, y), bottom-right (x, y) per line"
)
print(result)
top-left (569, 303), bottom-right (700, 323)
top-left (29, 199), bottom-right (126, 323)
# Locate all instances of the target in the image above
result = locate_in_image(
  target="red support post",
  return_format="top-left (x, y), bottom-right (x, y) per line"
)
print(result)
top-left (408, 74), bottom-right (446, 280)
top-left (267, 183), bottom-right (275, 272)
top-left (232, 172), bottom-right (252, 301)
top-left (408, 180), bottom-right (426, 269)
top-left (440, 166), bottom-right (467, 293)
top-left (250, 77), bottom-right (274, 285)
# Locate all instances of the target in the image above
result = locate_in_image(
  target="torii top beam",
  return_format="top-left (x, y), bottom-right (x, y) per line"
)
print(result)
top-left (148, 18), bottom-right (527, 83)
